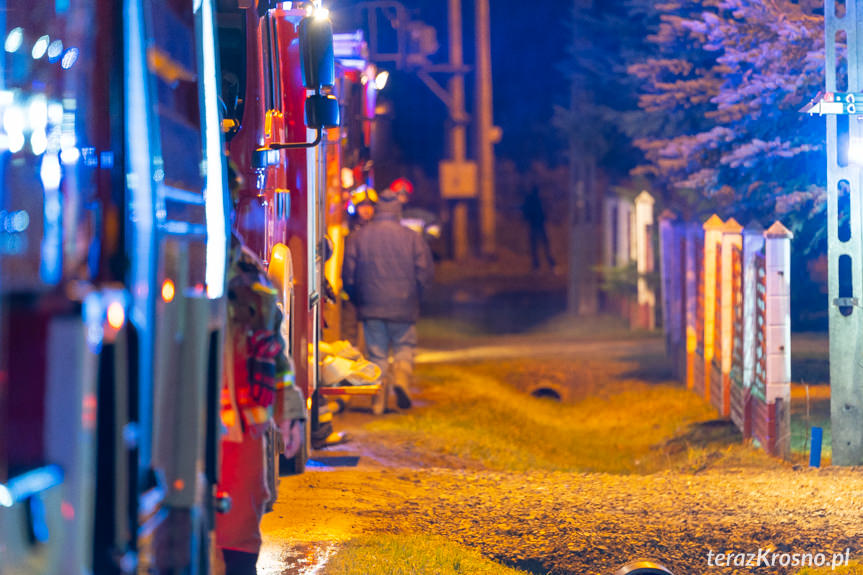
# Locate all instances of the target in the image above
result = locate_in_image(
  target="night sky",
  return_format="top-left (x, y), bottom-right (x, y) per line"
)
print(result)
top-left (330, 0), bottom-right (572, 175)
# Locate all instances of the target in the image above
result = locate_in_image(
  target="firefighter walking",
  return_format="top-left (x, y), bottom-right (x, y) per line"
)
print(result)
top-left (342, 187), bottom-right (434, 413)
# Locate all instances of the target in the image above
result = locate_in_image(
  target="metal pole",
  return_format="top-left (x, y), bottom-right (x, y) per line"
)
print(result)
top-left (476, 0), bottom-right (495, 256)
top-left (449, 0), bottom-right (469, 260)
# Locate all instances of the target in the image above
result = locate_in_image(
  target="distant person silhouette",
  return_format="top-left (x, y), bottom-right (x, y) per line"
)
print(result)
top-left (521, 186), bottom-right (556, 271)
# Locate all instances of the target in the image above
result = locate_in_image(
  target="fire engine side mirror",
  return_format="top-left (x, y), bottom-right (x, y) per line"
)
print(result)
top-left (299, 15), bottom-right (335, 92)
top-left (263, 15), bottom-right (339, 150)
top-left (305, 94), bottom-right (340, 129)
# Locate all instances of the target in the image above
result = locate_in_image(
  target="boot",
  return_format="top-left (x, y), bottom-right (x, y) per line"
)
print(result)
top-left (371, 373), bottom-right (390, 415)
top-left (391, 360), bottom-right (413, 409)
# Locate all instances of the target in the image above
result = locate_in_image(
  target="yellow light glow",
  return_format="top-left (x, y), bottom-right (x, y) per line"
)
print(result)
top-left (375, 70), bottom-right (389, 90)
top-left (162, 279), bottom-right (175, 303)
top-left (106, 301), bottom-right (125, 329)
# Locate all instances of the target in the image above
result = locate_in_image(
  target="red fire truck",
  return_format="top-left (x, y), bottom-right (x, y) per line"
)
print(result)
top-left (0, 0), bottom-right (337, 572)
top-left (322, 31), bottom-right (379, 343)
top-left (219, 2), bottom-right (383, 472)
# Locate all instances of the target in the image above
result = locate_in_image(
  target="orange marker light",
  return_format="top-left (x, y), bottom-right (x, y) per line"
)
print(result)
top-left (106, 301), bottom-right (125, 329)
top-left (162, 279), bottom-right (175, 302)
top-left (82, 394), bottom-right (98, 429)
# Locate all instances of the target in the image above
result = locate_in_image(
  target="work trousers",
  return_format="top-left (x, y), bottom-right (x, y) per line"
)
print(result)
top-left (215, 431), bottom-right (269, 556)
top-left (362, 319), bottom-right (417, 385)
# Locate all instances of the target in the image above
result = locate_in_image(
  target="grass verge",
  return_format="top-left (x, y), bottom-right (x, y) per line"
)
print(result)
top-left (367, 356), bottom-right (767, 474)
top-left (323, 534), bottom-right (528, 575)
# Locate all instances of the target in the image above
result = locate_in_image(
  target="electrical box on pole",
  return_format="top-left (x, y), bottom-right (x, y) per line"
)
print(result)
top-left (439, 160), bottom-right (477, 199)
top-left (819, 0), bottom-right (863, 465)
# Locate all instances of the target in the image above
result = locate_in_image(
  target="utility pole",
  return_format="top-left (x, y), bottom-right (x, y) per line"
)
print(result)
top-left (356, 0), bottom-right (475, 260)
top-left (475, 0), bottom-right (496, 257)
top-left (448, 0), bottom-right (469, 260)
top-left (567, 139), bottom-right (599, 315)
top-left (823, 0), bottom-right (863, 465)
top-left (567, 0), bottom-right (600, 315)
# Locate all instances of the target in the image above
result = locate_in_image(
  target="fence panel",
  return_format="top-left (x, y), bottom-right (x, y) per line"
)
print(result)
top-left (694, 235), bottom-right (706, 398)
top-left (676, 228), bottom-right (687, 378)
top-left (753, 253), bottom-right (767, 402)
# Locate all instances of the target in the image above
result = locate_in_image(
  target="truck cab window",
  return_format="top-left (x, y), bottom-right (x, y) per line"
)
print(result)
top-left (217, 10), bottom-right (246, 141)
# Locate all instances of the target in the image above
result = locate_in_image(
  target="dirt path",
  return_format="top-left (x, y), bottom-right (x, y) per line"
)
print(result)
top-left (259, 338), bottom-right (863, 575)
top-left (262, 466), bottom-right (863, 574)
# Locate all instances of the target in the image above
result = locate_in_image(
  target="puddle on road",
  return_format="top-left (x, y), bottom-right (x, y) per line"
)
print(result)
top-left (258, 541), bottom-right (339, 575)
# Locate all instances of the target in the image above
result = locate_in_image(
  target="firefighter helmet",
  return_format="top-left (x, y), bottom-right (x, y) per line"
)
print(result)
top-left (389, 177), bottom-right (413, 197)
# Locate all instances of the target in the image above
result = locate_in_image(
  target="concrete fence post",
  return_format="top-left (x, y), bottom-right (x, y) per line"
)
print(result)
top-left (702, 214), bottom-right (725, 403)
top-left (719, 218), bottom-right (743, 416)
top-left (603, 197), bottom-right (617, 269)
top-left (685, 223), bottom-right (700, 390)
top-left (618, 198), bottom-right (632, 268)
top-left (634, 191), bottom-right (656, 330)
top-left (658, 211), bottom-right (677, 351)
top-left (672, 223), bottom-right (688, 377)
top-left (764, 221), bottom-right (793, 457)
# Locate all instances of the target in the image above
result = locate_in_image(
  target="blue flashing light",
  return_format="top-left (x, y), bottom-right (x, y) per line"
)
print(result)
top-left (0, 484), bottom-right (12, 507)
top-left (40, 152), bottom-right (62, 189)
top-left (46, 39), bottom-right (63, 62)
top-left (32, 35), bottom-right (49, 59)
top-left (1, 210), bottom-right (30, 233)
top-left (40, 155), bottom-right (63, 285)
top-left (5, 27), bottom-right (23, 53)
top-left (84, 291), bottom-right (105, 353)
top-left (0, 465), bottom-right (64, 506)
top-left (8, 131), bottom-right (25, 154)
top-left (60, 147), bottom-right (80, 165)
top-left (202, 0), bottom-right (227, 299)
top-left (60, 47), bottom-right (78, 69)
top-left (81, 146), bottom-right (98, 167)
top-left (28, 495), bottom-right (50, 543)
top-left (100, 150), bottom-right (114, 168)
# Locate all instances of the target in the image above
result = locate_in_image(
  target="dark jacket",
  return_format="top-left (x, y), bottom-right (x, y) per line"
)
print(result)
top-left (342, 198), bottom-right (434, 322)
top-left (521, 189), bottom-right (546, 228)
